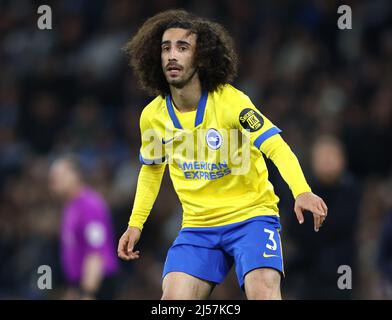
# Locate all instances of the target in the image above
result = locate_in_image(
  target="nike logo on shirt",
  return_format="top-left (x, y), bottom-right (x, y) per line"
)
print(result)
top-left (162, 135), bottom-right (182, 144)
top-left (263, 252), bottom-right (279, 258)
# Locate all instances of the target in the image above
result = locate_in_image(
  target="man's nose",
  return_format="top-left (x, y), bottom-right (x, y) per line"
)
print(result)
top-left (168, 48), bottom-right (177, 61)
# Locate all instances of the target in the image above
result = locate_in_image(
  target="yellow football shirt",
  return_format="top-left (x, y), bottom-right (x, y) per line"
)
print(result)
top-left (137, 84), bottom-right (291, 228)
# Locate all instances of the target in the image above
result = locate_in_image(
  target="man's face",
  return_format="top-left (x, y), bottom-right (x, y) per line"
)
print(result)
top-left (311, 141), bottom-right (346, 184)
top-left (161, 28), bottom-right (198, 88)
top-left (49, 160), bottom-right (79, 198)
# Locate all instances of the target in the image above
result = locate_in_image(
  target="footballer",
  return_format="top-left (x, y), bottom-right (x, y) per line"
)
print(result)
top-left (117, 10), bottom-right (328, 300)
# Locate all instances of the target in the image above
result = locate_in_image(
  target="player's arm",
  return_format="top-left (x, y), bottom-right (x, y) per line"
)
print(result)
top-left (118, 163), bottom-right (165, 261)
top-left (232, 93), bottom-right (327, 231)
top-left (260, 134), bottom-right (328, 231)
top-left (118, 109), bottom-right (166, 261)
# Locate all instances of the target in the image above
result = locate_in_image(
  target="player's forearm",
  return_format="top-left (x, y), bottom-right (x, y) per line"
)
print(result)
top-left (80, 253), bottom-right (104, 298)
top-left (128, 164), bottom-right (166, 230)
top-left (260, 135), bottom-right (311, 198)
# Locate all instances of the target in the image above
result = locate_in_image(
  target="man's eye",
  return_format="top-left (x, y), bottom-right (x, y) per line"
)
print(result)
top-left (162, 47), bottom-right (170, 52)
top-left (179, 46), bottom-right (187, 51)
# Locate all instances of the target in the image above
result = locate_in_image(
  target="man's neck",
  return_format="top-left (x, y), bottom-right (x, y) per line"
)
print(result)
top-left (170, 77), bottom-right (202, 113)
top-left (66, 183), bottom-right (85, 201)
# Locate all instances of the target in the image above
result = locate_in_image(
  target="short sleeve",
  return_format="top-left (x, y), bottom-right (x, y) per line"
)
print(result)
top-left (80, 202), bottom-right (110, 253)
top-left (139, 109), bottom-right (166, 165)
top-left (83, 221), bottom-right (107, 250)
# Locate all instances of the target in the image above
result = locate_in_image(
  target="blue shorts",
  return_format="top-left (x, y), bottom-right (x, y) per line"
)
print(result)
top-left (162, 215), bottom-right (284, 289)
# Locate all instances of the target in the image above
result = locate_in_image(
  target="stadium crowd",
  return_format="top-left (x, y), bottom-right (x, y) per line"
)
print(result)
top-left (0, 0), bottom-right (391, 299)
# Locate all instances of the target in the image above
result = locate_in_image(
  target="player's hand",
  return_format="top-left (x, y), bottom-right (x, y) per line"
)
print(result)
top-left (117, 226), bottom-right (141, 261)
top-left (294, 192), bottom-right (328, 232)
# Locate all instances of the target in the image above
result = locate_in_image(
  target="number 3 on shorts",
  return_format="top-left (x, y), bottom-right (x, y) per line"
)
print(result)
top-left (264, 228), bottom-right (277, 251)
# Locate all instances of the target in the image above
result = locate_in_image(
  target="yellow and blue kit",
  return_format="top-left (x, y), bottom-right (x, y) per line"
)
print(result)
top-left (128, 84), bottom-right (311, 288)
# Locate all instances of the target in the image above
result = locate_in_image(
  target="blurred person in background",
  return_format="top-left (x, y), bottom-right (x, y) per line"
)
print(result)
top-left (49, 156), bottom-right (119, 299)
top-left (285, 136), bottom-right (361, 299)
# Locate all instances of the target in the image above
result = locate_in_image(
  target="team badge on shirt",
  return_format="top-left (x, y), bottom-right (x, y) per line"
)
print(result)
top-left (239, 108), bottom-right (264, 132)
top-left (205, 128), bottom-right (223, 150)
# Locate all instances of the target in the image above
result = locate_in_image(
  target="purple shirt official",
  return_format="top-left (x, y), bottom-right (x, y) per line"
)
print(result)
top-left (60, 187), bottom-right (118, 284)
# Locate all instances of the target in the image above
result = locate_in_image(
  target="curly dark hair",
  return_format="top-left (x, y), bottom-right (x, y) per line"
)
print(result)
top-left (123, 9), bottom-right (238, 96)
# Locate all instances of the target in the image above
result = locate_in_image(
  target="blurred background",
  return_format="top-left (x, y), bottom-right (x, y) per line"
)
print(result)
top-left (0, 0), bottom-right (391, 299)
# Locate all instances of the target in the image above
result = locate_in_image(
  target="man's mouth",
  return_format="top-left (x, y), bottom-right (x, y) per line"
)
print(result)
top-left (167, 69), bottom-right (182, 78)
top-left (166, 64), bottom-right (182, 73)
top-left (167, 66), bottom-right (181, 71)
